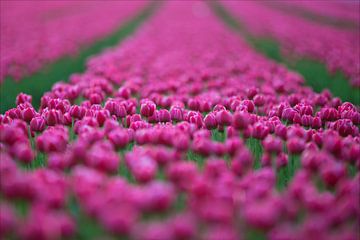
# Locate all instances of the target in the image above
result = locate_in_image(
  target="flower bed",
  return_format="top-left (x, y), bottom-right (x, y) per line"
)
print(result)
top-left (0, 0), bottom-right (148, 82)
top-left (222, 1), bottom-right (360, 88)
top-left (1, 2), bottom-right (359, 240)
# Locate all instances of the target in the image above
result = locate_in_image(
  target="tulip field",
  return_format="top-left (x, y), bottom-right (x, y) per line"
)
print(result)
top-left (0, 1), bottom-right (359, 240)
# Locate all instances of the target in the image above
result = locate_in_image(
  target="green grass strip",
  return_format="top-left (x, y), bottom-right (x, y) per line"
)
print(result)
top-left (0, 2), bottom-right (159, 113)
top-left (276, 155), bottom-right (301, 191)
top-left (246, 138), bottom-right (263, 170)
top-left (187, 150), bottom-right (205, 168)
top-left (68, 196), bottom-right (106, 240)
top-left (212, 129), bottom-right (226, 142)
top-left (118, 142), bottom-right (135, 183)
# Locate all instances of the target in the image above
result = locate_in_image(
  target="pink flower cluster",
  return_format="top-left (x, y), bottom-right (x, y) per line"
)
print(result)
top-left (222, 1), bottom-right (360, 87)
top-left (1, 2), bottom-right (359, 239)
top-left (0, 0), bottom-right (148, 81)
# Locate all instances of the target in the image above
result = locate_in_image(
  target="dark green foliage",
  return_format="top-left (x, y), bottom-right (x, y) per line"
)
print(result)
top-left (246, 138), bottom-right (263, 170)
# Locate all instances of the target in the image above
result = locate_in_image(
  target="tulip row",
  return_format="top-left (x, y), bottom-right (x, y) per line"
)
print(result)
top-left (222, 1), bottom-right (360, 87)
top-left (0, 0), bottom-right (148, 82)
top-left (279, 0), bottom-right (360, 24)
top-left (1, 2), bottom-right (359, 240)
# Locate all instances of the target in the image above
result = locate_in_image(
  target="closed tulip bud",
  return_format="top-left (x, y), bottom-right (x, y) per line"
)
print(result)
top-left (192, 138), bottom-right (212, 156)
top-left (338, 102), bottom-right (355, 113)
top-left (16, 93), bottom-right (32, 105)
top-left (87, 145), bottom-right (120, 174)
top-left (262, 135), bottom-right (282, 154)
top-left (30, 117), bottom-right (46, 132)
top-left (115, 104), bottom-right (127, 118)
top-left (6, 108), bottom-right (21, 119)
top-left (193, 129), bottom-right (211, 140)
top-left (12, 143), bottom-right (34, 163)
top-left (204, 113), bottom-right (217, 130)
top-left (108, 129), bottom-right (129, 150)
top-left (242, 126), bottom-right (252, 139)
top-left (172, 134), bottom-right (189, 151)
top-left (231, 148), bottom-right (253, 176)
top-left (44, 109), bottom-right (62, 126)
top-left (246, 87), bottom-right (258, 99)
top-left (336, 119), bottom-right (356, 137)
top-left (158, 109), bottom-right (171, 122)
top-left (104, 100), bottom-right (116, 114)
top-left (301, 115), bottom-right (312, 127)
top-left (52, 99), bottom-right (70, 113)
top-left (230, 99), bottom-right (241, 112)
top-left (330, 97), bottom-right (342, 108)
top-left (21, 107), bottom-right (36, 122)
top-left (265, 120), bottom-right (277, 133)
top-left (216, 110), bottom-right (232, 126)
top-left (69, 105), bottom-right (86, 119)
top-left (199, 101), bottom-right (212, 112)
top-left (62, 113), bottom-right (72, 126)
top-left (292, 113), bottom-right (301, 124)
top-left (160, 96), bottom-right (172, 108)
top-left (281, 108), bottom-right (297, 122)
top-left (145, 181), bottom-right (175, 211)
top-left (241, 100), bottom-right (255, 113)
top-left (320, 162), bottom-right (346, 187)
top-left (213, 104), bottom-right (226, 112)
top-left (226, 126), bottom-right (237, 138)
top-left (288, 94), bottom-right (300, 106)
top-left (252, 123), bottom-right (269, 140)
top-left (127, 114), bottom-right (141, 125)
top-left (103, 119), bottom-right (119, 134)
top-left (301, 150), bottom-right (326, 172)
top-left (350, 111), bottom-right (360, 125)
top-left (225, 138), bottom-right (243, 156)
top-left (323, 135), bottom-right (342, 155)
top-left (89, 93), bottom-right (103, 104)
top-left (166, 161), bottom-right (197, 190)
top-left (148, 110), bottom-right (160, 123)
top-left (253, 94), bottom-right (265, 107)
top-left (319, 107), bottom-right (339, 122)
top-left (117, 87), bottom-right (131, 99)
top-left (79, 101), bottom-right (91, 109)
top-left (287, 137), bottom-right (305, 154)
top-left (212, 142), bottom-right (226, 156)
top-left (105, 100), bottom-right (127, 118)
top-left (276, 153), bottom-right (288, 169)
top-left (140, 101), bottom-right (156, 117)
top-left (130, 155), bottom-right (157, 183)
top-left (232, 111), bottom-right (249, 130)
top-left (311, 117), bottom-right (322, 129)
top-left (188, 113), bottom-right (203, 129)
top-left (48, 153), bottom-right (71, 170)
top-left (95, 110), bottom-right (109, 127)
top-left (188, 99), bottom-right (200, 111)
top-left (170, 106), bottom-right (183, 122)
